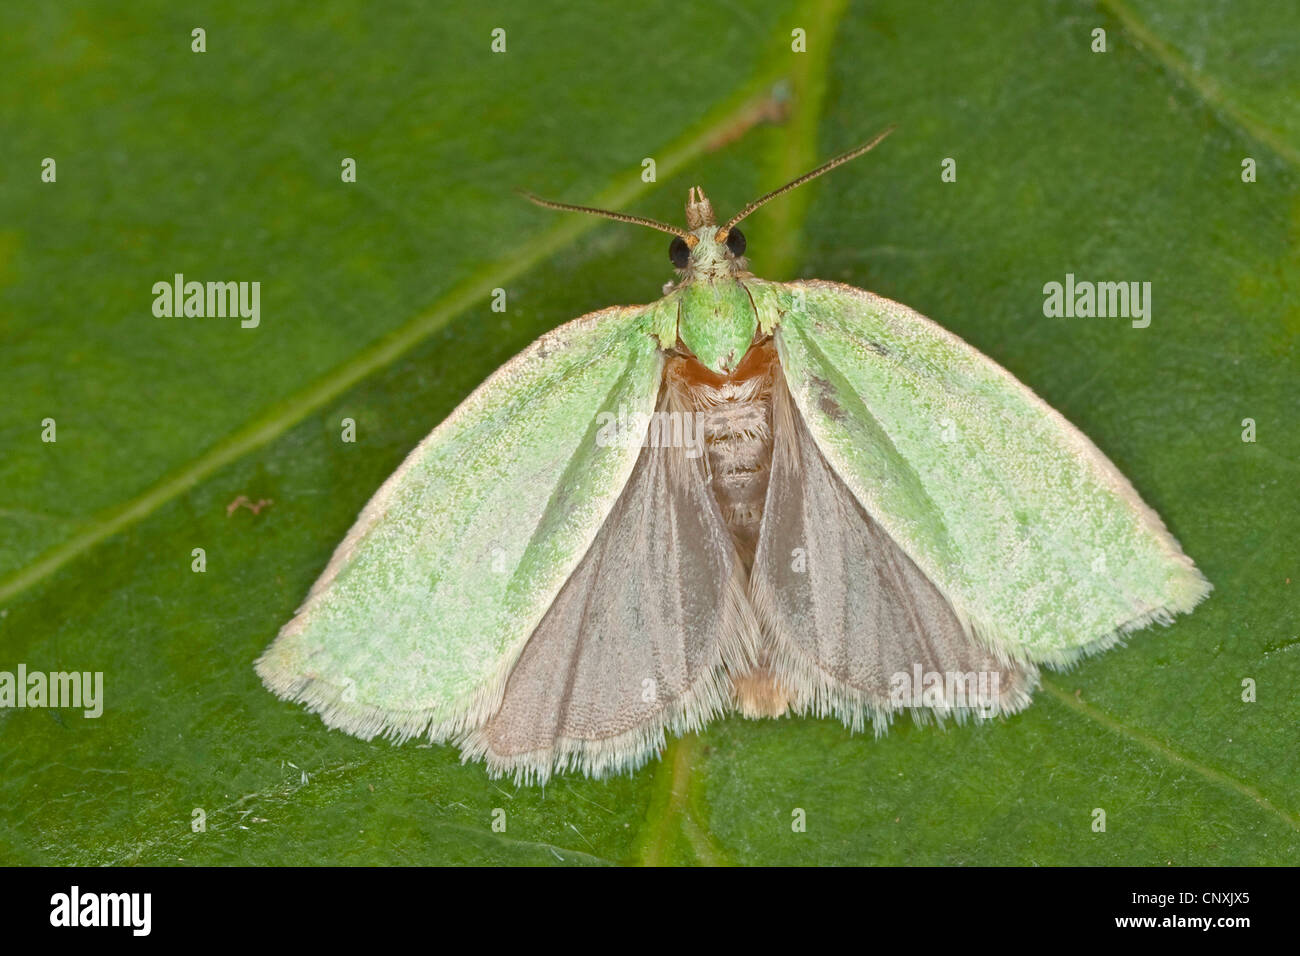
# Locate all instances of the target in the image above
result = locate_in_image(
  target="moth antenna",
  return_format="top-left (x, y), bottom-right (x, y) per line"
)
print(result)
top-left (717, 125), bottom-right (897, 240)
top-left (517, 189), bottom-right (695, 242)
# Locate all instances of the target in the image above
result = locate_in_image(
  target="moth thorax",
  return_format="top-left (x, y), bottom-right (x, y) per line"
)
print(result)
top-left (685, 186), bottom-right (716, 229)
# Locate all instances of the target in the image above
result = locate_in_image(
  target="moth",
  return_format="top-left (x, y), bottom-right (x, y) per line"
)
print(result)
top-left (256, 129), bottom-right (1210, 784)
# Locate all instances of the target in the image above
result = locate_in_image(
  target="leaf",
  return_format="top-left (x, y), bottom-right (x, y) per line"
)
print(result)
top-left (0, 0), bottom-right (1295, 865)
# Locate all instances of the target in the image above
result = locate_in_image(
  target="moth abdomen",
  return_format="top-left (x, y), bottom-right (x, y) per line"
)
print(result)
top-left (667, 340), bottom-right (780, 567)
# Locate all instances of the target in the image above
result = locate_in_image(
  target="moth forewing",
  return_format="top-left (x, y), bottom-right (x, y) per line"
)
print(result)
top-left (255, 305), bottom-right (666, 752)
top-left (763, 278), bottom-right (1211, 669)
top-left (757, 363), bottom-right (1041, 729)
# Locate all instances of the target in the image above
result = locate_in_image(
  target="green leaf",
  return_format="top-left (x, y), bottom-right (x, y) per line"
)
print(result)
top-left (1, 0), bottom-right (1295, 865)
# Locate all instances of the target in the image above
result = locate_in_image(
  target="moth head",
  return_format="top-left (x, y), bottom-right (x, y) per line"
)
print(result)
top-left (665, 187), bottom-right (745, 277)
top-left (669, 187), bottom-right (747, 277)
top-left (516, 124), bottom-right (894, 280)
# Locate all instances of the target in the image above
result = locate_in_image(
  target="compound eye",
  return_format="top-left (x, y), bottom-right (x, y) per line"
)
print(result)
top-left (669, 236), bottom-right (691, 269)
top-left (724, 227), bottom-right (746, 257)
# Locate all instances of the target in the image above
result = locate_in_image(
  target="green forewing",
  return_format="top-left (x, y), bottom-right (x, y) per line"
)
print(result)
top-left (256, 305), bottom-right (663, 737)
top-left (757, 278), bottom-right (1210, 665)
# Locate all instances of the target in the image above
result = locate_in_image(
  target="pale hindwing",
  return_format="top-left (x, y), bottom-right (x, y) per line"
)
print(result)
top-left (751, 375), bottom-right (1037, 732)
top-left (256, 305), bottom-right (666, 744)
top-left (460, 382), bottom-right (758, 784)
top-left (755, 278), bottom-right (1210, 667)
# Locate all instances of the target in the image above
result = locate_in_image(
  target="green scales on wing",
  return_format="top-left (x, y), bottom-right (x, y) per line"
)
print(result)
top-left (746, 278), bottom-right (1210, 668)
top-left (257, 306), bottom-right (667, 742)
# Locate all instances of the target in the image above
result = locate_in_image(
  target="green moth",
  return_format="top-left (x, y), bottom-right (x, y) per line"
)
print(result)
top-left (256, 129), bottom-right (1210, 784)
